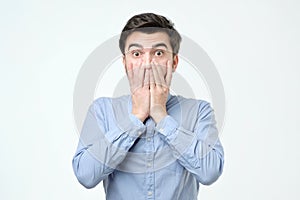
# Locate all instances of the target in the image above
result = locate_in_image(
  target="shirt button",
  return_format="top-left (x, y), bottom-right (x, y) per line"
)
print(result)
top-left (147, 162), bottom-right (152, 167)
top-left (148, 191), bottom-right (152, 196)
top-left (159, 128), bottom-right (164, 133)
top-left (147, 137), bottom-right (151, 142)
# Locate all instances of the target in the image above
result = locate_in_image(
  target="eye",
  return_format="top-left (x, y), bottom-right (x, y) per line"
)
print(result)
top-left (132, 50), bottom-right (141, 57)
top-left (154, 50), bottom-right (164, 56)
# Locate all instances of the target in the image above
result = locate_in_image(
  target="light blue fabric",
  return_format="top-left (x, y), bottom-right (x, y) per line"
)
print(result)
top-left (72, 94), bottom-right (224, 200)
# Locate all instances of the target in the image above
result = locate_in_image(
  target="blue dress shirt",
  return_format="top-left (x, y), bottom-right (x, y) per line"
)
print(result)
top-left (72, 94), bottom-right (224, 200)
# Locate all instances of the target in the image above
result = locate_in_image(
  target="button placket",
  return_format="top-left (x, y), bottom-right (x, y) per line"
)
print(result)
top-left (145, 119), bottom-right (155, 199)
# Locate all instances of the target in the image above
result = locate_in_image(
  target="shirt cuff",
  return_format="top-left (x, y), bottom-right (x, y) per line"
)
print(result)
top-left (129, 113), bottom-right (145, 127)
top-left (156, 115), bottom-right (179, 141)
top-left (104, 114), bottom-right (146, 145)
top-left (156, 115), bottom-right (196, 157)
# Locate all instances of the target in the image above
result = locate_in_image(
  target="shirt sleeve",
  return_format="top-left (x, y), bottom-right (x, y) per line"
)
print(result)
top-left (72, 98), bottom-right (146, 189)
top-left (156, 101), bottom-right (224, 185)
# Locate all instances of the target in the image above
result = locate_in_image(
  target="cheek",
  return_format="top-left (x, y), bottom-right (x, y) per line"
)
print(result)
top-left (155, 57), bottom-right (172, 74)
top-left (156, 63), bottom-right (167, 76)
top-left (155, 53), bottom-right (173, 63)
top-left (125, 58), bottom-right (141, 68)
top-left (132, 59), bottom-right (142, 66)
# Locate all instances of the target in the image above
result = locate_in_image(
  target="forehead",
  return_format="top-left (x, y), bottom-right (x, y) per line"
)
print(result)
top-left (125, 31), bottom-right (171, 49)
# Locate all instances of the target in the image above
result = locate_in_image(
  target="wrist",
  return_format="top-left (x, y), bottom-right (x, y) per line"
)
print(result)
top-left (151, 111), bottom-right (167, 124)
top-left (132, 111), bottom-right (148, 122)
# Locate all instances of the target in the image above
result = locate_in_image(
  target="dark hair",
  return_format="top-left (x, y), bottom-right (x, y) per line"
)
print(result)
top-left (119, 13), bottom-right (182, 55)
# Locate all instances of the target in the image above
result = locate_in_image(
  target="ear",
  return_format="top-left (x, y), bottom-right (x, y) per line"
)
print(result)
top-left (122, 55), bottom-right (127, 73)
top-left (172, 55), bottom-right (179, 72)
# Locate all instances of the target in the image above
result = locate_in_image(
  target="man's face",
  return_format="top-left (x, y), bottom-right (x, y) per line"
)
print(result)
top-left (123, 31), bottom-right (178, 75)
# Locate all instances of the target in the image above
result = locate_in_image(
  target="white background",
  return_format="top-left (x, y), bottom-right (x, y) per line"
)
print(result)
top-left (1, 0), bottom-right (299, 199)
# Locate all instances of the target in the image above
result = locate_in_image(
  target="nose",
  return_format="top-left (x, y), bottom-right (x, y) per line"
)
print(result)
top-left (143, 52), bottom-right (152, 67)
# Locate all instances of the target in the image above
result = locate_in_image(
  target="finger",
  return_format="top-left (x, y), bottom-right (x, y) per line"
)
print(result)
top-left (144, 69), bottom-right (150, 88)
top-left (127, 61), bottom-right (134, 71)
top-left (165, 60), bottom-right (172, 87)
top-left (151, 61), bottom-right (162, 86)
top-left (131, 62), bottom-right (143, 93)
top-left (149, 68), bottom-right (155, 89)
top-left (154, 61), bottom-right (167, 87)
top-left (134, 62), bottom-right (143, 87)
top-left (137, 62), bottom-right (145, 86)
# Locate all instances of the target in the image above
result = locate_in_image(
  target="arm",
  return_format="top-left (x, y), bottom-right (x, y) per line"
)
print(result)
top-left (72, 98), bottom-right (146, 188)
top-left (156, 101), bottom-right (224, 185)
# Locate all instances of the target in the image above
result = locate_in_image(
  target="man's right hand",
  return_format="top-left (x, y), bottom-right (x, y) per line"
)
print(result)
top-left (127, 62), bottom-right (150, 122)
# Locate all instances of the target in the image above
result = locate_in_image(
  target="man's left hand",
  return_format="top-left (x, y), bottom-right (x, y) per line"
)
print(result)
top-left (149, 60), bottom-right (172, 123)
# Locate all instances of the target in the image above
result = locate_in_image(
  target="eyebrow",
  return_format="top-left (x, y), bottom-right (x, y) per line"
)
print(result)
top-left (127, 43), bottom-right (143, 50)
top-left (127, 43), bottom-right (169, 51)
top-left (152, 43), bottom-right (168, 49)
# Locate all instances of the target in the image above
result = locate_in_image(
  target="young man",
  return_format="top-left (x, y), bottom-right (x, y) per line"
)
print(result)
top-left (72, 13), bottom-right (224, 199)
